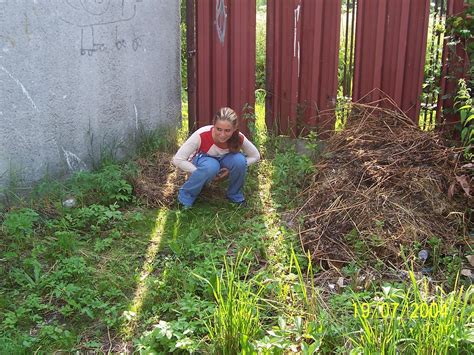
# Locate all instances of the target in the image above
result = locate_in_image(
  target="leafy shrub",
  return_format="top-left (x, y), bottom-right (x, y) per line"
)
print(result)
top-left (2, 208), bottom-right (39, 238)
top-left (454, 78), bottom-right (473, 160)
top-left (445, 7), bottom-right (474, 82)
top-left (271, 145), bottom-right (314, 207)
top-left (54, 230), bottom-right (78, 254)
top-left (72, 203), bottom-right (123, 230)
top-left (69, 165), bottom-right (132, 206)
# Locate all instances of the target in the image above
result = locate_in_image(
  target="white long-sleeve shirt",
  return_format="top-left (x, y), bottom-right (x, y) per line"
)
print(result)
top-left (172, 125), bottom-right (260, 173)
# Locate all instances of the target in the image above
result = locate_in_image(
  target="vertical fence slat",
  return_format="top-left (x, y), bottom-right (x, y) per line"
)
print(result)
top-left (373, 0), bottom-right (387, 101)
top-left (300, 0), bottom-right (320, 129)
top-left (246, 0), bottom-right (257, 127)
top-left (403, 0), bottom-right (430, 120)
top-left (229, 0), bottom-right (255, 135)
top-left (196, 0), bottom-right (212, 129)
top-left (265, 0), bottom-right (276, 131)
top-left (353, 0), bottom-right (385, 102)
top-left (212, 0), bottom-right (229, 113)
top-left (393, 0), bottom-right (410, 104)
top-left (230, 0), bottom-right (242, 121)
top-left (319, 0), bottom-right (341, 134)
top-left (279, 0), bottom-right (293, 134)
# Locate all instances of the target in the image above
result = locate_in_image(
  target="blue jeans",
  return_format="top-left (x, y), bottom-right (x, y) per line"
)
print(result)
top-left (178, 152), bottom-right (247, 207)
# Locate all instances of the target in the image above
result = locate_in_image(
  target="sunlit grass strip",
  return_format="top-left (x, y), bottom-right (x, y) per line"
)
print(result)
top-left (250, 93), bottom-right (288, 298)
top-left (350, 272), bottom-right (474, 354)
top-left (178, 94), bottom-right (189, 145)
top-left (253, 90), bottom-right (269, 150)
top-left (121, 209), bottom-right (169, 338)
top-left (253, 96), bottom-right (317, 313)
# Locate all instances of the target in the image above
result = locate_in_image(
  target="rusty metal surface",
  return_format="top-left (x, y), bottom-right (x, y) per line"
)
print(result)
top-left (194, 0), bottom-right (255, 135)
top-left (266, 0), bottom-right (341, 137)
top-left (352, 0), bottom-right (430, 122)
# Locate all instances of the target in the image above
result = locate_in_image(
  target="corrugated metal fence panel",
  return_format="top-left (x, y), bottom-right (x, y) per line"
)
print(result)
top-left (195, 0), bottom-right (255, 135)
top-left (299, 0), bottom-right (342, 136)
top-left (352, 0), bottom-right (430, 121)
top-left (266, 0), bottom-right (341, 137)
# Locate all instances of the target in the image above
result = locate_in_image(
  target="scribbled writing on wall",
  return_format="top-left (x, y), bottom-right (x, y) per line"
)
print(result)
top-left (114, 25), bottom-right (143, 52)
top-left (57, 0), bottom-right (145, 56)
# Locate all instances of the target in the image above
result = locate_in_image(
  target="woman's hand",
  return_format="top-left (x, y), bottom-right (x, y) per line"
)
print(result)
top-left (214, 168), bottom-right (229, 181)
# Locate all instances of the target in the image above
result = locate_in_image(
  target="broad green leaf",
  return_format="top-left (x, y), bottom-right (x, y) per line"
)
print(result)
top-left (466, 113), bottom-right (474, 125)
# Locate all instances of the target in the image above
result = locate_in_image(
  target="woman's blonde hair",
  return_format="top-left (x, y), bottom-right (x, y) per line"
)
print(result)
top-left (214, 107), bottom-right (242, 152)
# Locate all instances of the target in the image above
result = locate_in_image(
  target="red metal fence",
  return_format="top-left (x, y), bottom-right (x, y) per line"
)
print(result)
top-left (189, 0), bottom-right (469, 137)
top-left (265, 0), bottom-right (341, 137)
top-left (190, 0), bottom-right (255, 136)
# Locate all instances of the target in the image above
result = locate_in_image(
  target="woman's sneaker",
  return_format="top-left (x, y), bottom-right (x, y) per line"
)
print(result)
top-left (176, 199), bottom-right (192, 210)
top-left (231, 200), bottom-right (247, 208)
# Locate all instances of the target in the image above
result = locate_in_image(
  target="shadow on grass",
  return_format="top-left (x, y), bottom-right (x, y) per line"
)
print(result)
top-left (115, 114), bottom-right (271, 352)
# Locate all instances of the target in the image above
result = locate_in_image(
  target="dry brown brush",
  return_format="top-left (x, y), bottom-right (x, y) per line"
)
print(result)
top-left (132, 152), bottom-right (186, 208)
top-left (296, 104), bottom-right (471, 270)
top-left (132, 152), bottom-right (225, 208)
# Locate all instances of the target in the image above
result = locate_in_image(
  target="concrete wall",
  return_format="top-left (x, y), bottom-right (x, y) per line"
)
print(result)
top-left (0, 0), bottom-right (181, 190)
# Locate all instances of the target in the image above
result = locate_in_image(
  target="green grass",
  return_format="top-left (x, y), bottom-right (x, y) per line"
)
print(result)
top-left (351, 272), bottom-right (473, 354)
top-left (0, 97), bottom-right (472, 353)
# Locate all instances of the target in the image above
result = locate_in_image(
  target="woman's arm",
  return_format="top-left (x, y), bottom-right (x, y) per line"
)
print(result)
top-left (241, 137), bottom-right (260, 166)
top-left (172, 132), bottom-right (201, 173)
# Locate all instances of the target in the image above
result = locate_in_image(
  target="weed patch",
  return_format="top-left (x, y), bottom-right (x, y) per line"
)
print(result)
top-left (1, 99), bottom-right (472, 353)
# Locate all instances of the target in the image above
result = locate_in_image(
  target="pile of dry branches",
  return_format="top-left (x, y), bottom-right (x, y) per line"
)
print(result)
top-left (132, 152), bottom-right (224, 207)
top-left (296, 104), bottom-right (470, 269)
top-left (132, 152), bottom-right (186, 208)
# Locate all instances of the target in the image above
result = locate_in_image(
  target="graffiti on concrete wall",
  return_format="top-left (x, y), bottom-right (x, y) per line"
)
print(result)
top-left (57, 0), bottom-right (145, 56)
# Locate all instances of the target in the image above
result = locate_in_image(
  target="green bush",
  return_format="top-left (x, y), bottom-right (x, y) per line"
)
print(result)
top-left (2, 208), bottom-right (39, 238)
top-left (454, 79), bottom-right (473, 160)
top-left (68, 164), bottom-right (132, 206)
top-left (271, 144), bottom-right (315, 207)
